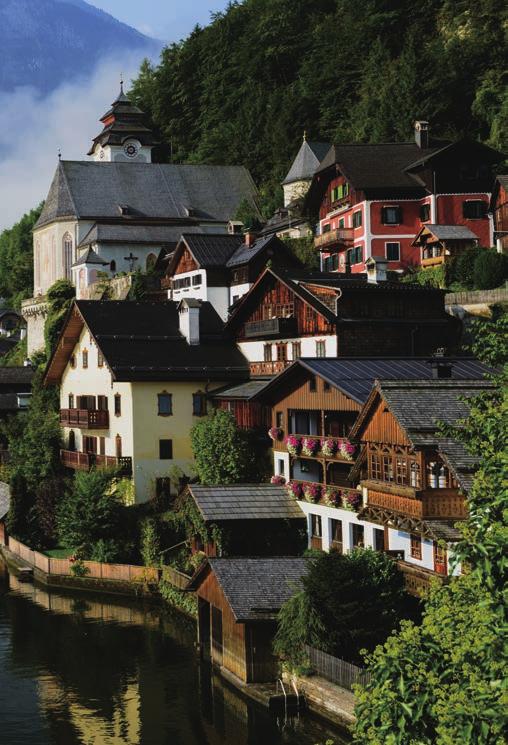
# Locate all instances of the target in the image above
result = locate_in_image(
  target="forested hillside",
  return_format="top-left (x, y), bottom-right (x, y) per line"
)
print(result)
top-left (130, 0), bottom-right (507, 214)
top-left (0, 205), bottom-right (42, 309)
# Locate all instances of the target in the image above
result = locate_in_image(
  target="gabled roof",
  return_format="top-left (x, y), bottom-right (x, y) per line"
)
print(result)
top-left (183, 484), bottom-right (304, 522)
top-left (282, 139), bottom-right (331, 185)
top-left (254, 357), bottom-right (495, 405)
top-left (412, 224), bottom-right (479, 246)
top-left (212, 379), bottom-right (273, 400)
top-left (72, 247), bottom-right (109, 267)
top-left (44, 300), bottom-right (249, 385)
top-left (350, 379), bottom-right (495, 447)
top-left (172, 233), bottom-right (243, 270)
top-left (78, 223), bottom-right (204, 248)
top-left (188, 557), bottom-right (309, 621)
top-left (226, 234), bottom-right (296, 268)
top-left (438, 438), bottom-right (479, 496)
top-left (36, 162), bottom-right (260, 229)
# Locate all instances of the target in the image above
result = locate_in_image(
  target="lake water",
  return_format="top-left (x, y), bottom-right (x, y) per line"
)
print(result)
top-left (0, 559), bottom-right (349, 745)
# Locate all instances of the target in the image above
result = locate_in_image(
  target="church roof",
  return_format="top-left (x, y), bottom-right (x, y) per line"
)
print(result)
top-left (36, 161), bottom-right (259, 229)
top-left (78, 223), bottom-right (204, 248)
top-left (71, 247), bottom-right (109, 267)
top-left (88, 85), bottom-right (159, 154)
top-left (282, 139), bottom-right (331, 185)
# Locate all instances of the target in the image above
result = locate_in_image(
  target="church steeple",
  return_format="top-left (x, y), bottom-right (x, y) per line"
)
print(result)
top-left (88, 81), bottom-right (159, 163)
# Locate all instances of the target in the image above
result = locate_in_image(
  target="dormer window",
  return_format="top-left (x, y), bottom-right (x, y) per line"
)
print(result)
top-left (118, 205), bottom-right (130, 216)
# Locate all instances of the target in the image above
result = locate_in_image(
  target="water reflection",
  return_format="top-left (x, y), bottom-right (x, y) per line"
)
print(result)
top-left (0, 561), bottom-right (348, 745)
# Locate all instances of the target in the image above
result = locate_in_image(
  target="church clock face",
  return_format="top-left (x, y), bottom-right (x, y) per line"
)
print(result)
top-left (123, 140), bottom-right (140, 159)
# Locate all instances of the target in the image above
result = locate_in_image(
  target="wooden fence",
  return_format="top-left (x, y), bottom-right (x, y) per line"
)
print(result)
top-left (162, 565), bottom-right (192, 590)
top-left (7, 537), bottom-right (159, 584)
top-left (304, 645), bottom-right (371, 690)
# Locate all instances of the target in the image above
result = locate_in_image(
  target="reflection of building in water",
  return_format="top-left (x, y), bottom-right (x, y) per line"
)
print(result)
top-left (38, 674), bottom-right (141, 745)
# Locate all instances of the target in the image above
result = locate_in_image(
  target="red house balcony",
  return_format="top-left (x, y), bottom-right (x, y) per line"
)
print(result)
top-left (60, 409), bottom-right (109, 429)
top-left (314, 227), bottom-right (354, 251)
top-left (60, 450), bottom-right (132, 475)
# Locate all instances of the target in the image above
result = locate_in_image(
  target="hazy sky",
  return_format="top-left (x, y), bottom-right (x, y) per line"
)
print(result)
top-left (90, 1), bottom-right (230, 41)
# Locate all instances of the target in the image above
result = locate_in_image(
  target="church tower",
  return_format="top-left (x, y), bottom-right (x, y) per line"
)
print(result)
top-left (88, 81), bottom-right (159, 163)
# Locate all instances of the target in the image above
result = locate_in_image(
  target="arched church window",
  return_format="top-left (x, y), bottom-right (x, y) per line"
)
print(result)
top-left (63, 234), bottom-right (73, 279)
top-left (146, 253), bottom-right (157, 271)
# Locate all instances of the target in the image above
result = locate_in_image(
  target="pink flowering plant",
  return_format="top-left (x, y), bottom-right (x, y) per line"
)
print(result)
top-left (286, 480), bottom-right (303, 499)
top-left (344, 490), bottom-right (362, 511)
top-left (268, 426), bottom-right (283, 441)
top-left (302, 437), bottom-right (320, 457)
top-left (285, 435), bottom-right (302, 456)
top-left (321, 438), bottom-right (337, 458)
top-left (303, 482), bottom-right (321, 502)
top-left (338, 439), bottom-right (357, 461)
top-left (270, 474), bottom-right (286, 485)
top-left (323, 487), bottom-right (342, 507)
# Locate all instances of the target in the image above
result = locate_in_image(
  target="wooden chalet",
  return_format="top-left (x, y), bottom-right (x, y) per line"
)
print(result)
top-left (411, 224), bottom-right (479, 268)
top-left (349, 378), bottom-right (493, 595)
top-left (177, 483), bottom-right (306, 557)
top-left (188, 557), bottom-right (308, 683)
top-left (490, 175), bottom-right (508, 253)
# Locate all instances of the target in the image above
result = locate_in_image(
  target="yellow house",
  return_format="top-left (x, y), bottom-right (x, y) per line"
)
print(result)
top-left (44, 298), bottom-right (249, 503)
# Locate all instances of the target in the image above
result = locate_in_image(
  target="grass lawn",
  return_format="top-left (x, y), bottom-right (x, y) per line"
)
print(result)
top-left (44, 547), bottom-right (75, 559)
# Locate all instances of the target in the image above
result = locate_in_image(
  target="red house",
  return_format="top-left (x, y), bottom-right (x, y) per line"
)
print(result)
top-left (490, 175), bottom-right (508, 253)
top-left (307, 122), bottom-right (504, 274)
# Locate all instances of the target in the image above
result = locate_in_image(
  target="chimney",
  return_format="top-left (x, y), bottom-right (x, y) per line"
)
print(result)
top-left (244, 231), bottom-right (257, 248)
top-left (414, 120), bottom-right (430, 149)
top-left (429, 349), bottom-right (453, 379)
top-left (365, 256), bottom-right (388, 284)
top-left (178, 299), bottom-right (201, 345)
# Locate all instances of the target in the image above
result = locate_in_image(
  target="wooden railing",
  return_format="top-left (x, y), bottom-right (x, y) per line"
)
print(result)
top-left (367, 489), bottom-right (467, 519)
top-left (60, 450), bottom-right (132, 475)
top-left (304, 645), bottom-right (371, 690)
top-left (314, 227), bottom-right (354, 250)
top-left (291, 480), bottom-right (361, 509)
top-left (397, 560), bottom-right (447, 598)
top-left (421, 255), bottom-right (445, 268)
top-left (249, 360), bottom-right (291, 376)
top-left (244, 317), bottom-right (297, 338)
top-left (60, 408), bottom-right (109, 429)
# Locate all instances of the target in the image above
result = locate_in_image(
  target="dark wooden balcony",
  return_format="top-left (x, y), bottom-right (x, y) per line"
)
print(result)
top-left (290, 480), bottom-right (362, 510)
top-left (366, 488), bottom-right (467, 520)
top-left (60, 450), bottom-right (132, 475)
top-left (244, 317), bottom-right (297, 339)
top-left (397, 560), bottom-right (448, 597)
top-left (60, 409), bottom-right (109, 429)
top-left (314, 227), bottom-right (354, 250)
top-left (249, 360), bottom-right (291, 376)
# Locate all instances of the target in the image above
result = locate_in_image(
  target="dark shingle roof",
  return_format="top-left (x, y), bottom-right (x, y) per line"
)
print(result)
top-left (78, 223), bottom-right (204, 248)
top-left (423, 520), bottom-right (462, 543)
top-left (377, 380), bottom-right (494, 446)
top-left (182, 233), bottom-right (243, 267)
top-left (438, 438), bottom-right (479, 496)
top-left (204, 557), bottom-right (309, 621)
top-left (0, 367), bottom-right (34, 387)
top-left (72, 247), bottom-right (109, 267)
top-left (67, 301), bottom-right (249, 382)
top-left (266, 357), bottom-right (495, 404)
top-left (283, 140), bottom-right (331, 184)
top-left (36, 161), bottom-right (259, 228)
top-left (226, 234), bottom-right (276, 268)
top-left (186, 484), bottom-right (304, 522)
top-left (212, 379), bottom-right (273, 400)
top-left (419, 225), bottom-right (479, 241)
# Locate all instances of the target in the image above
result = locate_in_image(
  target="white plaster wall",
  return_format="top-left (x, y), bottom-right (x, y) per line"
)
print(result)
top-left (229, 282), bottom-right (252, 306)
top-left (239, 335), bottom-right (337, 362)
top-left (273, 451), bottom-right (290, 480)
top-left (93, 243), bottom-right (162, 274)
top-left (298, 501), bottom-right (380, 552)
top-left (388, 528), bottom-right (434, 571)
top-left (207, 286), bottom-right (230, 322)
top-left (33, 220), bottom-right (79, 295)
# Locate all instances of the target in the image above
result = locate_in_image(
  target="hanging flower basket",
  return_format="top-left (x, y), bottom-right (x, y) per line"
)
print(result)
top-left (323, 487), bottom-right (342, 507)
top-left (270, 474), bottom-right (286, 485)
top-left (344, 490), bottom-right (362, 511)
top-left (285, 435), bottom-right (302, 456)
top-left (268, 426), bottom-right (283, 441)
top-left (287, 480), bottom-right (303, 499)
top-left (302, 437), bottom-right (320, 457)
top-left (303, 482), bottom-right (321, 503)
top-left (321, 438), bottom-right (337, 458)
top-left (338, 439), bottom-right (357, 461)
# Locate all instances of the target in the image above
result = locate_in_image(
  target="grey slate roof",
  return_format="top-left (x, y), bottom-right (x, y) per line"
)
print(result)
top-left (0, 367), bottom-right (34, 387)
top-left (438, 438), bottom-right (479, 496)
top-left (422, 520), bottom-right (462, 543)
top-left (420, 225), bottom-right (479, 241)
top-left (0, 483), bottom-right (10, 521)
top-left (212, 379), bottom-right (273, 400)
top-left (261, 357), bottom-right (495, 404)
top-left (283, 140), bottom-right (331, 185)
top-left (51, 300), bottom-right (249, 382)
top-left (78, 223), bottom-right (204, 248)
top-left (181, 233), bottom-right (243, 267)
top-left (186, 484), bottom-right (304, 523)
top-left (377, 379), bottom-right (494, 446)
top-left (206, 557), bottom-right (309, 621)
top-left (226, 234), bottom-right (278, 268)
top-left (72, 247), bottom-right (109, 267)
top-left (36, 161), bottom-right (259, 229)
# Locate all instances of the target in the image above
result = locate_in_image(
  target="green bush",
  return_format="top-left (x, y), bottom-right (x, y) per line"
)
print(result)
top-left (453, 246), bottom-right (484, 288)
top-left (140, 518), bottom-right (161, 566)
top-left (473, 249), bottom-right (508, 290)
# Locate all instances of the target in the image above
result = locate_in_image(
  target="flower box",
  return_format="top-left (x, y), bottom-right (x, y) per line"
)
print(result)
top-left (321, 438), bottom-right (337, 457)
top-left (268, 426), bottom-right (283, 441)
top-left (270, 474), bottom-right (286, 485)
top-left (301, 437), bottom-right (320, 457)
top-left (323, 487), bottom-right (342, 507)
top-left (344, 491), bottom-right (362, 511)
top-left (287, 480), bottom-right (303, 499)
top-left (303, 482), bottom-right (321, 502)
top-left (337, 439), bottom-right (357, 461)
top-left (285, 435), bottom-right (302, 456)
